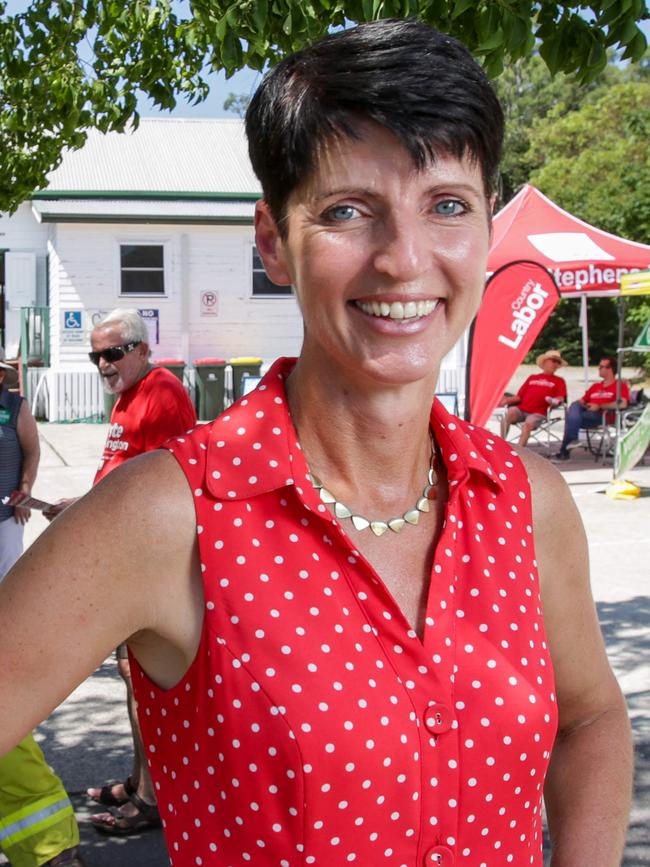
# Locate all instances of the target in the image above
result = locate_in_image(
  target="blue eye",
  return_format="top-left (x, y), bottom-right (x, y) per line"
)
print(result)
top-left (325, 204), bottom-right (359, 222)
top-left (435, 199), bottom-right (466, 216)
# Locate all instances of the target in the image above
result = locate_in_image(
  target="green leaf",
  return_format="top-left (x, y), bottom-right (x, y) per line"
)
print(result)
top-left (253, 0), bottom-right (268, 32)
top-left (587, 39), bottom-right (605, 69)
top-left (477, 26), bottom-right (504, 53)
top-left (451, 0), bottom-right (475, 20)
top-left (539, 34), bottom-right (564, 76)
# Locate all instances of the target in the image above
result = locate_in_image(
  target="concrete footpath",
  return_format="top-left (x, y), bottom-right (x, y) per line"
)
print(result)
top-left (3, 395), bottom-right (650, 866)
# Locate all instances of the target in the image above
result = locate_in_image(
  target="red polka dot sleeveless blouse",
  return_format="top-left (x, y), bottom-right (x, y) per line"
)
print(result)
top-left (131, 358), bottom-right (558, 867)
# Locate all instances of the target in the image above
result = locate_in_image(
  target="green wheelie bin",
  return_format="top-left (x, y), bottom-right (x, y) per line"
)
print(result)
top-left (194, 358), bottom-right (227, 421)
top-left (230, 356), bottom-right (262, 402)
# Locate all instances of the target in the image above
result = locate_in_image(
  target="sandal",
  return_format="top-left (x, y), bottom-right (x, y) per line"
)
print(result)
top-left (87, 774), bottom-right (136, 807)
top-left (45, 847), bottom-right (87, 866)
top-left (91, 792), bottom-right (161, 836)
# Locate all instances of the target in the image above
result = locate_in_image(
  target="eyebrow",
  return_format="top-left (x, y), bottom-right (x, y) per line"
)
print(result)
top-left (312, 182), bottom-right (484, 201)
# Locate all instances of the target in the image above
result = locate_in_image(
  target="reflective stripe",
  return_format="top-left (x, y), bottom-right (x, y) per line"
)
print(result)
top-left (0, 796), bottom-right (74, 846)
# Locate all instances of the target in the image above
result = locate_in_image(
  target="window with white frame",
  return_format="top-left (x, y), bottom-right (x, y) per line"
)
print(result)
top-left (251, 245), bottom-right (292, 297)
top-left (120, 244), bottom-right (165, 295)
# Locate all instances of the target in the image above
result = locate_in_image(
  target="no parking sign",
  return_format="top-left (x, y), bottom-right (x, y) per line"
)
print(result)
top-left (200, 291), bottom-right (219, 317)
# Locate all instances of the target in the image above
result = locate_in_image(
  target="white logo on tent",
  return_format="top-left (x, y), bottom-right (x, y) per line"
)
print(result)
top-left (527, 232), bottom-right (615, 262)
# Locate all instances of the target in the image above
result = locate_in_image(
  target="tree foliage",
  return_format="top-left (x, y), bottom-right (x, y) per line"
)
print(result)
top-left (518, 73), bottom-right (650, 372)
top-left (223, 91), bottom-right (250, 118)
top-left (0, 0), bottom-right (648, 211)
top-left (493, 53), bottom-right (621, 202)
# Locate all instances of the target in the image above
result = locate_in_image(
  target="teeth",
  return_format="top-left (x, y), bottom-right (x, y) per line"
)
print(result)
top-left (356, 299), bottom-right (438, 320)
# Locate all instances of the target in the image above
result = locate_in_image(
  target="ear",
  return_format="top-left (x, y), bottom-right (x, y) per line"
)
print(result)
top-left (254, 200), bottom-right (293, 286)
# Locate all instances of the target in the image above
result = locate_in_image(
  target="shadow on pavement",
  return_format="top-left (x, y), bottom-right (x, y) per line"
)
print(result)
top-left (0, 660), bottom-right (170, 867)
top-left (597, 597), bottom-right (650, 866)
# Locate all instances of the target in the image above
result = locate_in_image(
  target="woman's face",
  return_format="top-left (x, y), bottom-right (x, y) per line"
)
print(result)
top-left (255, 123), bottom-right (493, 389)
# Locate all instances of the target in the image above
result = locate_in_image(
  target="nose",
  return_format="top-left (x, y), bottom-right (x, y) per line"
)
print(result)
top-left (97, 355), bottom-right (113, 373)
top-left (373, 213), bottom-right (431, 283)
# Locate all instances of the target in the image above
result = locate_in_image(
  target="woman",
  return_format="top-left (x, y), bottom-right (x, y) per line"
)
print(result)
top-left (0, 19), bottom-right (631, 867)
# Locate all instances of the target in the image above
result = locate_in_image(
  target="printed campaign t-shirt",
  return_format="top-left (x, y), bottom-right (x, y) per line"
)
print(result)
top-left (517, 373), bottom-right (567, 416)
top-left (582, 379), bottom-right (630, 406)
top-left (94, 367), bottom-right (196, 484)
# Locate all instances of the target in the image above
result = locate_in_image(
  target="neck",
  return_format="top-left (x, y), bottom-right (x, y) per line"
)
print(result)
top-left (286, 355), bottom-right (438, 516)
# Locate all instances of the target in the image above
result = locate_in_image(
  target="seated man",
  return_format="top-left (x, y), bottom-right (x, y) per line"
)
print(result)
top-left (500, 350), bottom-right (568, 446)
top-left (552, 355), bottom-right (630, 461)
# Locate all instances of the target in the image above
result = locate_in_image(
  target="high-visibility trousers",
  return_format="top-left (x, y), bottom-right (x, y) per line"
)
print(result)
top-left (0, 733), bottom-right (79, 867)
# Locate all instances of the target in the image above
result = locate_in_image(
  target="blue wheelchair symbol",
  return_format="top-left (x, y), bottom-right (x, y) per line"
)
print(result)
top-left (64, 311), bottom-right (82, 329)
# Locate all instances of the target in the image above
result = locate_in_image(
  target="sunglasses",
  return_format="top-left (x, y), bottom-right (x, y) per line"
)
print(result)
top-left (89, 341), bottom-right (141, 366)
top-left (548, 358), bottom-right (562, 364)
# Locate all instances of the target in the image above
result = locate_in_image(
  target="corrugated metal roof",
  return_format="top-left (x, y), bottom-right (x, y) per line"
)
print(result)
top-left (32, 198), bottom-right (256, 223)
top-left (41, 118), bottom-right (261, 196)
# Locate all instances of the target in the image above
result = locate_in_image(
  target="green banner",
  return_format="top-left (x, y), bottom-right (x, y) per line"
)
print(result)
top-left (633, 316), bottom-right (650, 351)
top-left (615, 404), bottom-right (650, 478)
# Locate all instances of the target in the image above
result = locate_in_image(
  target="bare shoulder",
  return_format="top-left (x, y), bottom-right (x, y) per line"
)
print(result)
top-left (88, 447), bottom-right (196, 528)
top-left (512, 446), bottom-right (586, 592)
top-left (11, 447), bottom-right (200, 656)
top-left (513, 446), bottom-right (582, 542)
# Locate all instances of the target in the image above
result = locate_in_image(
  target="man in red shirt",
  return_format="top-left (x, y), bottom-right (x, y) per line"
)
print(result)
top-left (552, 356), bottom-right (630, 461)
top-left (500, 349), bottom-right (568, 446)
top-left (46, 308), bottom-right (196, 836)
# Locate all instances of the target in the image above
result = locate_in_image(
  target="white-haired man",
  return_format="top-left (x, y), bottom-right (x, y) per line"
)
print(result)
top-left (46, 309), bottom-right (196, 836)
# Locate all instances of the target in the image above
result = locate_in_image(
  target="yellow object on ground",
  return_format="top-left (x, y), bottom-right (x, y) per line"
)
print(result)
top-left (0, 733), bottom-right (79, 867)
top-left (606, 479), bottom-right (641, 500)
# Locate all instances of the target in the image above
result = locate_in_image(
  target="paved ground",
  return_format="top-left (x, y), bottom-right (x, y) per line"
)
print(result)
top-left (3, 365), bottom-right (649, 866)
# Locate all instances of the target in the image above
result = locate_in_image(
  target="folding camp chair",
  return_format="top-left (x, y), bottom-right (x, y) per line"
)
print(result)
top-left (501, 404), bottom-right (566, 453)
top-left (586, 390), bottom-right (647, 463)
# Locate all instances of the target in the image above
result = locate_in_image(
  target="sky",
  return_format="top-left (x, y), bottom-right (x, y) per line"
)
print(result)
top-left (4, 1), bottom-right (649, 119)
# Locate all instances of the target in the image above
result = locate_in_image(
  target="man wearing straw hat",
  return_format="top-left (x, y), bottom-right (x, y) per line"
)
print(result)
top-left (500, 349), bottom-right (568, 446)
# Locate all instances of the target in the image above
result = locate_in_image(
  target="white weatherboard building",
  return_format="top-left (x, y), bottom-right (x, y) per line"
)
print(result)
top-left (0, 117), bottom-right (466, 420)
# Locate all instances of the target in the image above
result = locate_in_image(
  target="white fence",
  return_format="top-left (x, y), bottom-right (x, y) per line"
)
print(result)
top-left (28, 364), bottom-right (467, 422)
top-left (28, 366), bottom-right (200, 422)
top-left (28, 367), bottom-right (106, 422)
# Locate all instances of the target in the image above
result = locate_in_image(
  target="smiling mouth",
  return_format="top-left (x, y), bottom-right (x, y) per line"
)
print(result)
top-left (354, 299), bottom-right (439, 321)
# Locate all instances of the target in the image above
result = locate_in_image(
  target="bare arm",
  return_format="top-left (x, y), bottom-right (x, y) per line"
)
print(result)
top-left (11, 399), bottom-right (41, 524)
top-left (520, 450), bottom-right (632, 866)
top-left (0, 449), bottom-right (202, 754)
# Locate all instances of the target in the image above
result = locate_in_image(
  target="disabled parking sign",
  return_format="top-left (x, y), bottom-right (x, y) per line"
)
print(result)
top-left (62, 309), bottom-right (84, 343)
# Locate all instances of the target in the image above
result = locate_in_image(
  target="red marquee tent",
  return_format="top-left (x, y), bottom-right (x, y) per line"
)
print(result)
top-left (488, 185), bottom-right (650, 296)
top-left (466, 186), bottom-right (650, 425)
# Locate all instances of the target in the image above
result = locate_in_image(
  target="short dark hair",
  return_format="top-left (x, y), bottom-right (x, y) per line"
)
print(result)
top-left (245, 18), bottom-right (504, 230)
top-left (600, 355), bottom-right (618, 373)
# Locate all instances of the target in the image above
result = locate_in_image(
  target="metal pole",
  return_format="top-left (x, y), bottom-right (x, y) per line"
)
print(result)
top-left (579, 294), bottom-right (589, 388)
top-left (614, 297), bottom-right (626, 479)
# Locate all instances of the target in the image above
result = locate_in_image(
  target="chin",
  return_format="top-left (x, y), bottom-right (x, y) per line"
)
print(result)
top-left (102, 378), bottom-right (124, 395)
top-left (357, 348), bottom-right (444, 388)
